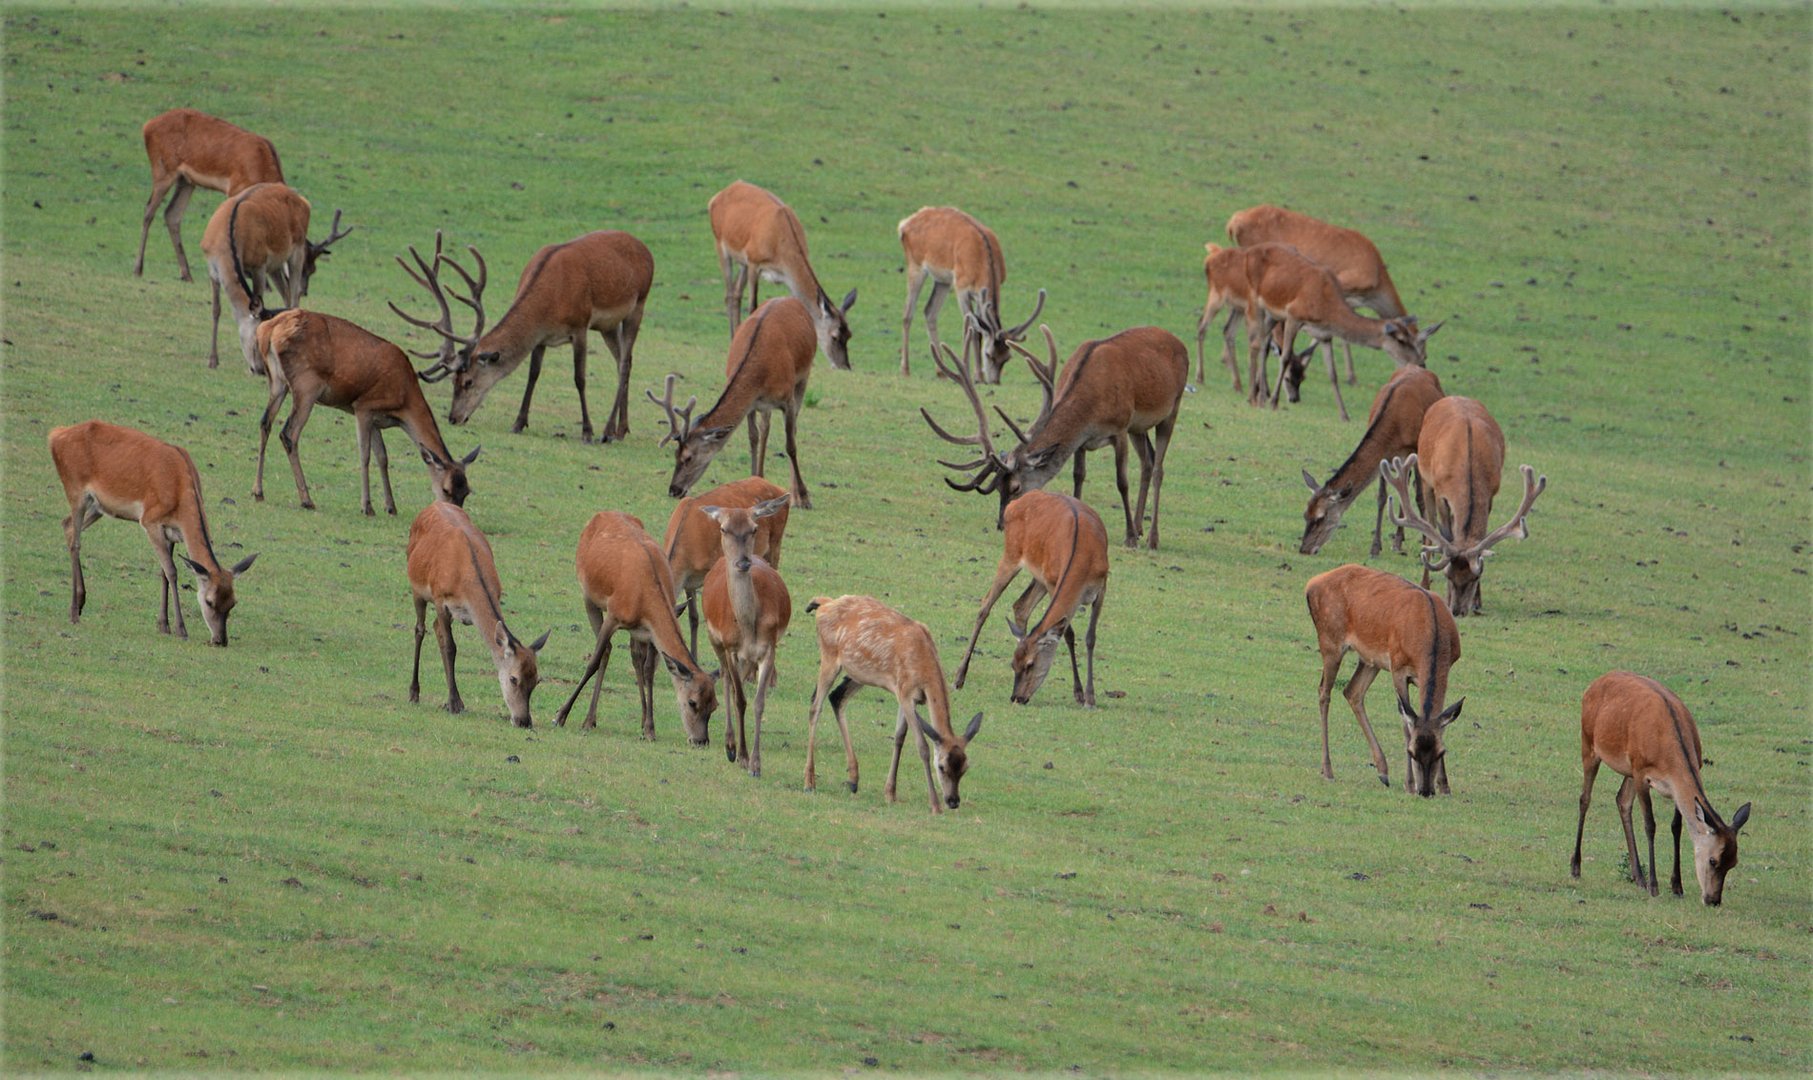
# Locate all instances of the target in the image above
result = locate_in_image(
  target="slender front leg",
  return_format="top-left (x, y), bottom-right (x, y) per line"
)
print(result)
top-left (923, 281), bottom-right (953, 376)
top-left (955, 560), bottom-right (1020, 689)
top-left (1370, 475), bottom-right (1389, 558)
top-left (63, 503), bottom-right (93, 623)
top-left (1323, 339), bottom-right (1350, 422)
top-left (804, 659), bottom-right (837, 791)
top-left (1221, 309), bottom-right (1244, 392)
top-left (208, 277), bottom-right (222, 368)
top-left (1146, 416), bottom-right (1174, 551)
top-left (277, 393), bottom-right (320, 510)
top-left (409, 596), bottom-right (428, 703)
top-left (747, 410), bottom-right (763, 476)
top-left (136, 175), bottom-right (176, 276)
top-left (356, 416), bottom-right (378, 516)
top-left (254, 381), bottom-right (290, 502)
top-left (782, 401), bottom-right (810, 509)
top-left (829, 675), bottom-right (860, 793)
top-left (630, 639), bottom-right (656, 739)
top-left (1063, 625), bottom-right (1084, 703)
top-left (164, 179), bottom-right (197, 282)
top-left (602, 322), bottom-right (634, 441)
top-left (570, 336), bottom-right (595, 443)
top-left (553, 614), bottom-right (613, 727)
top-left (900, 265), bottom-right (928, 376)
top-left (1129, 433), bottom-right (1155, 542)
top-left (1638, 787), bottom-right (1660, 897)
top-left (915, 709), bottom-right (942, 813)
top-left (434, 607), bottom-right (464, 714)
top-left (1112, 435), bottom-right (1136, 548)
top-left (1343, 662), bottom-right (1391, 785)
top-left (1081, 594), bottom-right (1103, 707)
top-left (719, 247), bottom-right (743, 335)
top-left (1614, 776), bottom-right (1646, 888)
top-left (749, 654), bottom-right (774, 779)
top-left (712, 638), bottom-right (743, 765)
top-left (1343, 341), bottom-right (1357, 385)
top-left (885, 704), bottom-right (910, 804)
top-left (1669, 808), bottom-right (1684, 895)
top-left (1072, 445), bottom-right (1087, 499)
top-left (371, 427), bottom-right (396, 515)
top-left (1571, 757), bottom-right (1599, 878)
top-left (513, 345), bottom-right (547, 436)
top-left (146, 526), bottom-right (187, 639)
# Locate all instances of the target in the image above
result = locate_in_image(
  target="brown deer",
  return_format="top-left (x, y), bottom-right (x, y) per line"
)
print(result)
top-left (1299, 366), bottom-right (1446, 556)
top-left (1194, 242), bottom-right (1264, 392)
top-left (1378, 395), bottom-right (1548, 616)
top-left (135, 108), bottom-right (283, 281)
top-left (923, 326), bottom-right (1187, 549)
top-left (709, 180), bottom-right (857, 369)
top-left (396, 230), bottom-right (653, 443)
top-left (647, 296), bottom-right (817, 508)
top-left (953, 490), bottom-right (1110, 707)
top-left (406, 502), bottom-right (549, 726)
top-left (1572, 671), bottom-right (1753, 905)
top-left (1304, 563), bottom-right (1463, 796)
top-left (1245, 243), bottom-right (1438, 421)
top-left (1227, 204), bottom-right (1410, 385)
top-left (49, 420), bottom-right (258, 645)
top-left (552, 511), bottom-right (718, 742)
top-left (803, 595), bottom-right (983, 813)
top-left (201, 183), bottom-right (351, 373)
top-left (663, 475), bottom-right (790, 657)
top-left (897, 206), bottom-right (1044, 380)
top-left (699, 496), bottom-right (793, 776)
top-left (253, 309), bottom-right (479, 515)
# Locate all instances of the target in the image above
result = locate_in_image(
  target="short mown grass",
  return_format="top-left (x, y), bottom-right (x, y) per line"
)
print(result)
top-left (3, 4), bottom-right (1809, 1074)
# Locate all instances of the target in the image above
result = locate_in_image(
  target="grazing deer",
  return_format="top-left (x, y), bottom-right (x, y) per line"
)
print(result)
top-left (1299, 366), bottom-right (1446, 556)
top-left (253, 309), bottom-right (479, 515)
top-left (406, 502), bottom-right (549, 726)
top-left (923, 325), bottom-right (1187, 549)
top-left (1304, 564), bottom-right (1463, 796)
top-left (553, 512), bottom-right (718, 742)
top-left (663, 475), bottom-right (790, 657)
top-left (953, 490), bottom-right (1109, 707)
top-left (1227, 204), bottom-right (1409, 385)
top-left (709, 180), bottom-right (857, 369)
top-left (201, 183), bottom-right (351, 373)
top-left (1245, 243), bottom-right (1438, 421)
top-left (135, 108), bottom-right (283, 281)
top-left (1195, 242), bottom-right (1264, 392)
top-left (700, 496), bottom-right (793, 776)
top-left (1572, 671), bottom-right (1753, 905)
top-left (49, 420), bottom-right (258, 645)
top-left (897, 206), bottom-right (1045, 380)
top-left (647, 296), bottom-right (817, 508)
top-left (396, 230), bottom-right (654, 443)
top-left (804, 595), bottom-right (983, 813)
top-left (1378, 395), bottom-right (1548, 616)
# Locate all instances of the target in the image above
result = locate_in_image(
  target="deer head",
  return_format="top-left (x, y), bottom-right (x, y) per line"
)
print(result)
top-left (973, 287), bottom-right (1046, 384)
top-left (646, 373), bottom-right (721, 499)
top-left (420, 444), bottom-right (481, 507)
top-left (818, 287), bottom-right (858, 370)
top-left (496, 625), bottom-right (551, 728)
top-left (1690, 799), bottom-right (1751, 906)
top-left (1299, 468), bottom-right (1360, 555)
top-left (913, 710), bottom-right (984, 810)
top-left (1395, 691), bottom-right (1464, 798)
top-left (702, 495), bottom-right (791, 572)
top-left (300, 208), bottom-right (354, 297)
top-left (177, 552), bottom-right (258, 647)
top-left (389, 233), bottom-right (492, 423)
top-left (1006, 618), bottom-right (1066, 705)
top-left (922, 322), bottom-right (1062, 528)
top-left (1379, 455), bottom-right (1548, 616)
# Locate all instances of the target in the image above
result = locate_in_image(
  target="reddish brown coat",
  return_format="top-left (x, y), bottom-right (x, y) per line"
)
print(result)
top-left (136, 108), bottom-right (284, 280)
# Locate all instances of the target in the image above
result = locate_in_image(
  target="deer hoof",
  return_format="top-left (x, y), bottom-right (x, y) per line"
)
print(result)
top-left (846, 780), bottom-right (858, 795)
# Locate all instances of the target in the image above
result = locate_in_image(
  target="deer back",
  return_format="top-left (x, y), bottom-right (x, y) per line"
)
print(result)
top-left (1306, 564), bottom-right (1460, 706)
top-left (899, 207), bottom-right (1005, 295)
top-left (202, 183), bottom-right (309, 272)
top-left (407, 502), bottom-right (502, 606)
top-left (663, 476), bottom-right (790, 591)
top-left (701, 555), bottom-right (792, 654)
top-left (700, 297), bottom-right (817, 427)
top-left (809, 595), bottom-right (949, 713)
top-left (50, 420), bottom-right (202, 537)
top-left (143, 108), bottom-right (284, 193)
top-left (576, 511), bottom-right (687, 633)
top-left (1042, 327), bottom-right (1188, 445)
top-left (485, 230), bottom-right (654, 351)
top-left (710, 181), bottom-right (814, 278)
top-left (1416, 396), bottom-right (1506, 545)
top-left (1227, 204), bottom-right (1389, 299)
top-left (1003, 491), bottom-right (1110, 625)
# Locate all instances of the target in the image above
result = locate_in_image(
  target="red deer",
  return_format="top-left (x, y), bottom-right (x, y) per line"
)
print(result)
top-left (1378, 395), bottom-right (1547, 616)
top-left (953, 490), bottom-right (1109, 707)
top-left (923, 327), bottom-right (1186, 549)
top-left (1194, 242), bottom-right (1264, 392)
top-left (1299, 366), bottom-right (1445, 556)
top-left (1227, 203), bottom-right (1410, 385)
top-left (699, 496), bottom-right (793, 776)
top-left (253, 309), bottom-right (479, 515)
top-left (406, 503), bottom-right (549, 726)
top-left (1245, 243), bottom-right (1438, 421)
top-left (135, 108), bottom-right (283, 281)
top-left (647, 296), bottom-right (816, 507)
top-left (1304, 564), bottom-right (1463, 796)
top-left (803, 595), bottom-right (983, 813)
top-left (49, 420), bottom-right (257, 645)
top-left (1571, 672), bottom-right (1753, 905)
top-left (397, 230), bottom-right (653, 443)
top-left (552, 512), bottom-right (718, 742)
top-left (200, 183), bottom-right (351, 372)
top-left (709, 180), bottom-right (857, 369)
top-left (662, 476), bottom-right (790, 657)
top-left (897, 206), bottom-right (1044, 380)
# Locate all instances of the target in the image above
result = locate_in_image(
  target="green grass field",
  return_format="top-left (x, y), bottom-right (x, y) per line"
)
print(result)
top-left (3, 4), bottom-right (1809, 1073)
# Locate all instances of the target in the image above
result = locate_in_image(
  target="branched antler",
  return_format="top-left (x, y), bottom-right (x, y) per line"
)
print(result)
top-left (645, 373), bottom-right (698, 448)
top-left (920, 331), bottom-right (1006, 493)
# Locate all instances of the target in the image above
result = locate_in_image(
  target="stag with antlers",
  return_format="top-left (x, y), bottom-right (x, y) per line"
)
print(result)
top-left (921, 323), bottom-right (1186, 550)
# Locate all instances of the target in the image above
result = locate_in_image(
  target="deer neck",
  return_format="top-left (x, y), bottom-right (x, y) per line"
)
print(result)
top-left (727, 563), bottom-right (762, 644)
top-left (473, 306), bottom-right (546, 373)
top-left (1325, 394), bottom-right (1409, 495)
top-left (698, 348), bottom-right (772, 430)
top-left (397, 383), bottom-right (455, 464)
top-left (1318, 303), bottom-right (1388, 348)
top-left (458, 542), bottom-right (515, 669)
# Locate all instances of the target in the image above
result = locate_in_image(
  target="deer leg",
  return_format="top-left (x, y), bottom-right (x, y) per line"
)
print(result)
top-left (1221, 309), bottom-right (1244, 393)
top-left (631, 639), bottom-right (657, 739)
top-left (1344, 662), bottom-right (1392, 787)
top-left (1639, 786), bottom-right (1660, 897)
top-left (913, 706), bottom-right (942, 813)
top-left (1072, 446), bottom-right (1087, 499)
top-left (782, 400), bottom-right (810, 509)
top-left (1669, 808), bottom-right (1685, 895)
top-left (805, 659), bottom-right (840, 792)
top-left (1081, 593), bottom-right (1102, 707)
top-left (513, 344), bottom-right (547, 436)
top-left (1322, 339), bottom-right (1350, 421)
top-left (571, 335), bottom-right (596, 444)
top-left (601, 322), bottom-right (633, 441)
top-left (1130, 433), bottom-right (1155, 541)
top-left (749, 272), bottom-right (760, 313)
top-left (1343, 340), bottom-right (1357, 385)
top-left (684, 590), bottom-right (700, 660)
top-left (749, 653), bottom-right (774, 780)
top-left (164, 178), bottom-right (197, 282)
top-left (1009, 580), bottom-right (1048, 629)
top-left (277, 392), bottom-right (320, 510)
top-left (900, 265), bottom-right (928, 376)
top-left (718, 248), bottom-right (742, 334)
top-left (136, 173), bottom-right (178, 276)
top-left (1315, 649), bottom-right (1343, 780)
top-left (145, 524), bottom-right (187, 639)
top-left (254, 380), bottom-right (289, 503)
top-left (409, 596), bottom-right (428, 703)
top-left (1193, 299), bottom-right (1216, 386)
top-left (1112, 435), bottom-right (1137, 548)
top-left (1369, 475), bottom-right (1389, 558)
top-left (372, 426), bottom-right (396, 515)
top-left (1271, 318), bottom-right (1303, 411)
top-left (355, 416), bottom-right (378, 517)
top-left (955, 559), bottom-right (1021, 689)
top-left (434, 606), bottom-right (464, 714)
top-left (1247, 312), bottom-right (1273, 406)
top-left (552, 606), bottom-right (612, 728)
top-left (63, 498), bottom-right (99, 623)
top-left (1615, 776), bottom-right (1647, 888)
top-left (710, 638), bottom-right (742, 764)
top-left (208, 275), bottom-right (222, 368)
top-left (1571, 755), bottom-right (1600, 878)
top-left (1147, 415), bottom-right (1175, 551)
top-left (1062, 623), bottom-right (1084, 703)
top-left (748, 409), bottom-right (767, 476)
top-left (923, 280), bottom-right (954, 376)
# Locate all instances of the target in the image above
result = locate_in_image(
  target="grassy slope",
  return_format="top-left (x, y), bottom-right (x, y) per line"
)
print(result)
top-left (3, 4), bottom-right (1809, 1073)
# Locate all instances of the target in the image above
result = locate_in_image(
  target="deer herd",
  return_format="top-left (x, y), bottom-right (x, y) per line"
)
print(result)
top-left (48, 107), bottom-right (1753, 906)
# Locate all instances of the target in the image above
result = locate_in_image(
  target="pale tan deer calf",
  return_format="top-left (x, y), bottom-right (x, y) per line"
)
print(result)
top-left (648, 296), bottom-right (817, 507)
top-left (254, 309), bottom-right (479, 515)
top-left (1379, 396), bottom-right (1547, 616)
top-left (1572, 672), bottom-right (1752, 905)
top-left (804, 595), bottom-right (983, 813)
top-left (953, 490), bottom-right (1109, 707)
top-left (1304, 564), bottom-right (1463, 796)
top-left (136, 108), bottom-right (283, 281)
top-left (553, 512), bottom-right (718, 742)
top-left (1299, 366), bottom-right (1445, 556)
top-left (50, 420), bottom-right (257, 645)
top-left (397, 230), bottom-right (653, 443)
top-left (406, 503), bottom-right (549, 726)
top-left (663, 476), bottom-right (790, 658)
top-left (699, 496), bottom-right (793, 777)
top-left (200, 183), bottom-right (350, 372)
top-left (709, 180), bottom-right (857, 369)
top-left (897, 206), bottom-right (1043, 380)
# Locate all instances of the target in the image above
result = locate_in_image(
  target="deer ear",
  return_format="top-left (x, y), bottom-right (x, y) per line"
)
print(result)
top-left (529, 629), bottom-right (552, 653)
top-left (699, 505), bottom-right (726, 524)
top-left (753, 494), bottom-right (791, 518)
top-left (494, 624), bottom-right (511, 652)
top-left (1039, 623), bottom-right (1068, 647)
top-left (662, 653), bottom-right (690, 680)
top-left (460, 445), bottom-right (482, 466)
top-left (1437, 698), bottom-right (1464, 729)
top-left (963, 711), bottom-right (984, 742)
top-left (1006, 619), bottom-right (1027, 640)
top-left (230, 553), bottom-right (259, 576)
top-left (914, 709), bottom-right (942, 745)
top-left (1731, 802), bottom-right (1751, 832)
top-left (839, 287), bottom-right (858, 314)
top-left (1395, 691), bottom-right (1418, 725)
top-left (1302, 469), bottom-right (1321, 492)
top-left (1417, 319), bottom-right (1446, 343)
top-left (178, 554), bottom-right (209, 576)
